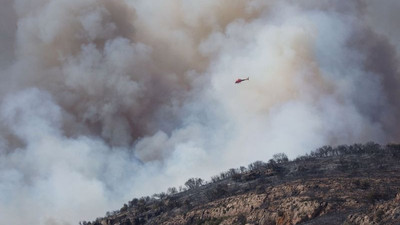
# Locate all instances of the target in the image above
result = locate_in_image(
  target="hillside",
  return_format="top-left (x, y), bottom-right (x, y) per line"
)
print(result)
top-left (81, 143), bottom-right (400, 225)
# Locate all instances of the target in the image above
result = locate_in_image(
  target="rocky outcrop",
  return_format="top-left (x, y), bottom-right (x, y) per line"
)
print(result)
top-left (159, 177), bottom-right (398, 225)
top-left (345, 192), bottom-right (400, 225)
top-left (86, 144), bottom-right (400, 225)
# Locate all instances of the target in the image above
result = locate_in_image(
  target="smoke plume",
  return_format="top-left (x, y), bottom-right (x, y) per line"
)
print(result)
top-left (0, 0), bottom-right (399, 224)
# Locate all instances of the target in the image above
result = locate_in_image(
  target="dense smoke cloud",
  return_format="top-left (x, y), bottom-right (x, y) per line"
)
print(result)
top-left (0, 0), bottom-right (399, 224)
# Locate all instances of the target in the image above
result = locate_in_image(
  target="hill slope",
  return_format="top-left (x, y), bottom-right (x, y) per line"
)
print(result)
top-left (83, 143), bottom-right (400, 225)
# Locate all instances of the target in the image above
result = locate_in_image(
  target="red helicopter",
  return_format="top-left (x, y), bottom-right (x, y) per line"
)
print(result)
top-left (235, 77), bottom-right (249, 84)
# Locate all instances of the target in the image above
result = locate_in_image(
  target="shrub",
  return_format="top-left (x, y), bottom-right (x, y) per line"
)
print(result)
top-left (366, 189), bottom-right (390, 204)
top-left (374, 209), bottom-right (384, 222)
top-left (206, 184), bottom-right (229, 200)
top-left (195, 217), bottom-right (224, 225)
top-left (237, 214), bottom-right (247, 225)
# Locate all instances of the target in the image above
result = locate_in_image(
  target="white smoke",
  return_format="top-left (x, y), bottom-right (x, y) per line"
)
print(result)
top-left (0, 0), bottom-right (399, 224)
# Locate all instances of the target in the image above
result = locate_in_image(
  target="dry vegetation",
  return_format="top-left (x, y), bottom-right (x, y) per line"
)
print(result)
top-left (81, 142), bottom-right (400, 225)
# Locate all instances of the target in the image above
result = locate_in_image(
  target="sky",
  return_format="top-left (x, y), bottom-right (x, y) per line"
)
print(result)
top-left (0, 0), bottom-right (399, 224)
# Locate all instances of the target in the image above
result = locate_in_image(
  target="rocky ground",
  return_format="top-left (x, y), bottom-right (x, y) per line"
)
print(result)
top-left (83, 143), bottom-right (400, 225)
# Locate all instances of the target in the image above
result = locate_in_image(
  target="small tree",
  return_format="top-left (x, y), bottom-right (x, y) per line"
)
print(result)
top-left (179, 185), bottom-right (187, 192)
top-left (153, 192), bottom-right (167, 199)
top-left (211, 175), bottom-right (219, 183)
top-left (248, 161), bottom-right (266, 171)
top-left (128, 198), bottom-right (138, 207)
top-left (167, 187), bottom-right (178, 195)
top-left (184, 178), bottom-right (203, 189)
top-left (120, 203), bottom-right (128, 212)
top-left (227, 168), bottom-right (238, 177)
top-left (273, 153), bottom-right (289, 163)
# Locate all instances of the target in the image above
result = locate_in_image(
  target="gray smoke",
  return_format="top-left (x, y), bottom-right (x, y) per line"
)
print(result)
top-left (0, 0), bottom-right (399, 224)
